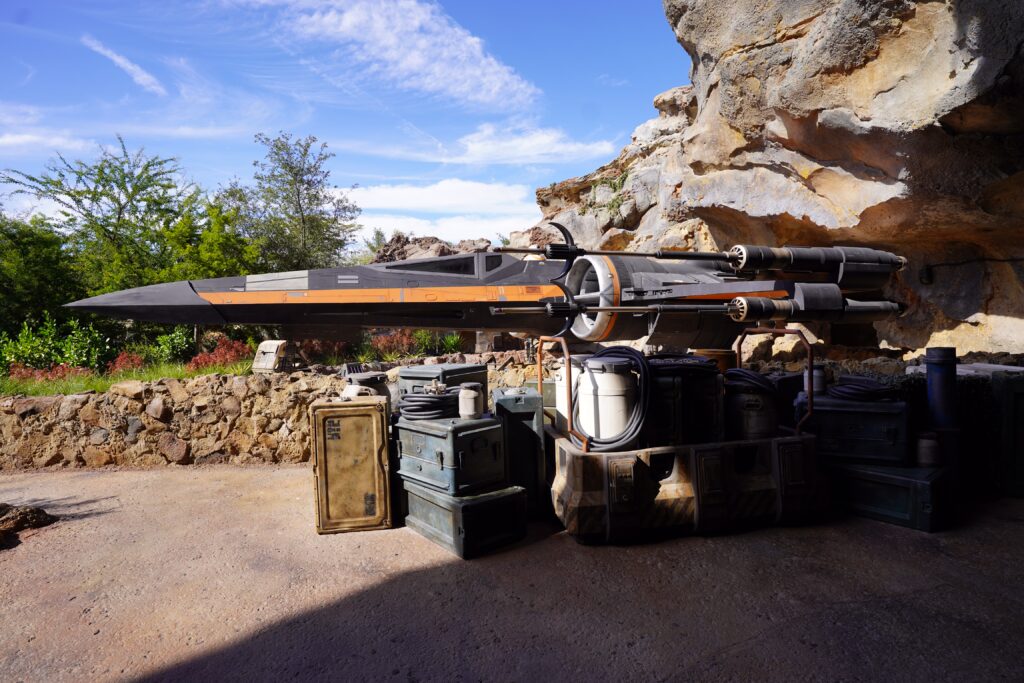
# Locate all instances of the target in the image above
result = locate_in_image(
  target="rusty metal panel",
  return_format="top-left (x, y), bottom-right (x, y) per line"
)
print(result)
top-left (310, 397), bottom-right (391, 534)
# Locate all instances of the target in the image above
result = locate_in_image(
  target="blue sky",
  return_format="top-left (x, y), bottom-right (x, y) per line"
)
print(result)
top-left (1, 0), bottom-right (691, 243)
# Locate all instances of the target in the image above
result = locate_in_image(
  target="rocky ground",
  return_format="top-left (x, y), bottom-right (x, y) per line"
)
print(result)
top-left (1, 466), bottom-right (1022, 681)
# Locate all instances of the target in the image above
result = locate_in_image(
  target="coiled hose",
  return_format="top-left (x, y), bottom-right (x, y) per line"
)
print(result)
top-left (723, 368), bottom-right (777, 394)
top-left (397, 387), bottom-right (461, 420)
top-left (827, 376), bottom-right (897, 401)
top-left (570, 347), bottom-right (650, 452)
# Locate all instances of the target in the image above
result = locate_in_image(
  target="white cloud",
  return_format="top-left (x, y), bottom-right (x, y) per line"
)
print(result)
top-left (0, 131), bottom-right (94, 153)
top-left (349, 178), bottom-right (535, 215)
top-left (447, 124), bottom-right (616, 165)
top-left (81, 35), bottom-right (168, 97)
top-left (357, 212), bottom-right (537, 244)
top-left (348, 178), bottom-right (541, 243)
top-left (596, 74), bottom-right (629, 88)
top-left (333, 123), bottom-right (616, 165)
top-left (288, 0), bottom-right (539, 109)
top-left (0, 102), bottom-right (41, 126)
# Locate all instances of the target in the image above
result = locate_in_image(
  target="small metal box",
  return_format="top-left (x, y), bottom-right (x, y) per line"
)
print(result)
top-left (310, 397), bottom-right (391, 534)
top-left (395, 416), bottom-right (506, 495)
top-left (493, 387), bottom-right (546, 513)
top-left (397, 363), bottom-right (488, 397)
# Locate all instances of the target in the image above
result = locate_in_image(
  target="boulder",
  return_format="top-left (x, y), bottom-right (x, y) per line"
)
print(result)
top-left (0, 504), bottom-right (57, 533)
top-left (83, 446), bottom-right (113, 468)
top-left (157, 433), bottom-right (191, 464)
top-left (110, 380), bottom-right (145, 400)
top-left (510, 0), bottom-right (1024, 354)
top-left (145, 397), bottom-right (171, 422)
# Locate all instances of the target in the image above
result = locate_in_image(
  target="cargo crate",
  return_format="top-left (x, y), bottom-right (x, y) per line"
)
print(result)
top-left (492, 387), bottom-right (547, 514)
top-left (403, 481), bottom-right (527, 559)
top-left (395, 416), bottom-right (506, 495)
top-left (830, 464), bottom-right (950, 532)
top-left (310, 397), bottom-right (392, 534)
top-left (397, 363), bottom-right (488, 398)
top-left (795, 392), bottom-right (909, 465)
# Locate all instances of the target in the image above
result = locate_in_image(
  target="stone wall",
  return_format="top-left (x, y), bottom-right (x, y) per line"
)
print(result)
top-left (0, 353), bottom-right (546, 471)
top-left (0, 373), bottom-right (349, 470)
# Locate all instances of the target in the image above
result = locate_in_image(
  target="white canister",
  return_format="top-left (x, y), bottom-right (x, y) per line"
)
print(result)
top-left (458, 382), bottom-right (484, 420)
top-left (554, 354), bottom-right (591, 433)
top-left (577, 358), bottom-right (636, 441)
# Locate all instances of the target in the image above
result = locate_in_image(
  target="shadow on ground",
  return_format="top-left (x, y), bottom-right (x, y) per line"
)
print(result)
top-left (133, 506), bottom-right (1024, 682)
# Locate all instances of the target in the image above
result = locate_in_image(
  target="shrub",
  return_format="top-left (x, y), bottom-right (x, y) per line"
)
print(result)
top-left (412, 329), bottom-right (439, 356)
top-left (155, 326), bottom-right (194, 363)
top-left (186, 337), bottom-right (253, 371)
top-left (440, 332), bottom-right (464, 354)
top-left (371, 329), bottom-right (415, 358)
top-left (0, 314), bottom-right (112, 373)
top-left (106, 351), bottom-right (145, 374)
top-left (8, 363), bottom-right (94, 381)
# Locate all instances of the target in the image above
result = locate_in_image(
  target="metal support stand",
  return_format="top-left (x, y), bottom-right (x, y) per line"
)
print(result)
top-left (536, 336), bottom-right (590, 452)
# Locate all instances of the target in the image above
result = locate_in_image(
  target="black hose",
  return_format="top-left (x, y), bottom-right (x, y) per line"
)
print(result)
top-left (397, 388), bottom-right (461, 420)
top-left (724, 368), bottom-right (777, 394)
top-left (827, 376), bottom-right (897, 401)
top-left (569, 347), bottom-right (650, 452)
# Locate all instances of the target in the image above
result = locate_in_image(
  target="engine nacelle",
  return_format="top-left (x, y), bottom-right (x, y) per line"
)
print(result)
top-left (563, 255), bottom-right (740, 347)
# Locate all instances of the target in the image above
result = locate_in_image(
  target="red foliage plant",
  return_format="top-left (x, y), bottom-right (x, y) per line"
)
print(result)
top-left (186, 337), bottom-right (253, 371)
top-left (106, 351), bottom-right (145, 374)
top-left (297, 338), bottom-right (352, 362)
top-left (8, 363), bottom-right (95, 381)
top-left (371, 329), bottom-right (415, 356)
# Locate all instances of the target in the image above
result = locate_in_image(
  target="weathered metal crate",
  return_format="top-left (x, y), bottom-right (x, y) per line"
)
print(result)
top-left (550, 430), bottom-right (818, 544)
top-left (403, 480), bottom-right (527, 559)
top-left (795, 393), bottom-right (909, 465)
top-left (992, 372), bottom-right (1024, 497)
top-left (310, 397), bottom-right (392, 534)
top-left (830, 464), bottom-right (950, 532)
top-left (397, 363), bottom-right (488, 397)
top-left (493, 387), bottom-right (547, 514)
top-left (394, 416), bottom-right (506, 495)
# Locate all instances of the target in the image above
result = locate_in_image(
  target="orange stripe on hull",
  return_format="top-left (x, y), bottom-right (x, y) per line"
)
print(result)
top-left (197, 284), bottom-right (565, 306)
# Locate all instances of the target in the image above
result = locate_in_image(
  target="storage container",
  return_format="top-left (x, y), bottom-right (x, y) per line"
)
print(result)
top-left (524, 378), bottom-right (557, 409)
top-left (344, 371), bottom-right (391, 414)
top-left (642, 356), bottom-right (722, 447)
top-left (403, 480), bottom-right (527, 559)
top-left (394, 416), bottom-right (506, 495)
top-left (795, 392), bottom-right (909, 465)
top-left (397, 363), bottom-right (488, 398)
top-left (310, 397), bottom-right (392, 533)
top-left (577, 357), bottom-right (637, 441)
top-left (492, 387), bottom-right (547, 514)
top-left (554, 354), bottom-right (591, 432)
top-left (992, 371), bottom-right (1024, 496)
top-left (830, 464), bottom-right (949, 532)
top-left (550, 432), bottom-right (818, 544)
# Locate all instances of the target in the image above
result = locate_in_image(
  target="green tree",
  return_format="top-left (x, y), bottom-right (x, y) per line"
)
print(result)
top-left (158, 201), bottom-right (260, 281)
top-left (223, 132), bottom-right (361, 271)
top-left (0, 212), bottom-right (85, 336)
top-left (0, 137), bottom-right (199, 295)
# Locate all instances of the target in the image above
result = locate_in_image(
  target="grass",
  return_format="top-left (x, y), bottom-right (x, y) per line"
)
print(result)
top-left (0, 361), bottom-right (253, 397)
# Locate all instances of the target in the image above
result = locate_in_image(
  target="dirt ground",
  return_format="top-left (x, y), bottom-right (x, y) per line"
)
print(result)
top-left (1, 466), bottom-right (1022, 682)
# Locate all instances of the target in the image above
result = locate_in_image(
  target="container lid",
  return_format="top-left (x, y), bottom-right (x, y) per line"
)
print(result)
top-left (568, 354), bottom-right (593, 369)
top-left (648, 355), bottom-right (718, 376)
top-left (584, 357), bottom-right (634, 374)
top-left (924, 347), bottom-right (957, 363)
top-left (347, 371), bottom-right (387, 384)
top-left (459, 382), bottom-right (483, 391)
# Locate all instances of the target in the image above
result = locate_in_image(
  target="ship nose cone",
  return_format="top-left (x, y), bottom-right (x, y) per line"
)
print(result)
top-left (65, 280), bottom-right (227, 324)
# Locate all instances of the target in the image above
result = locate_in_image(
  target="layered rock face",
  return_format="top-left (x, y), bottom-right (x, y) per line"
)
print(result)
top-left (512, 0), bottom-right (1024, 352)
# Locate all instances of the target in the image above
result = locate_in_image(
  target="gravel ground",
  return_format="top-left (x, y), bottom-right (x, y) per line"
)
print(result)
top-left (1, 466), bottom-right (1022, 682)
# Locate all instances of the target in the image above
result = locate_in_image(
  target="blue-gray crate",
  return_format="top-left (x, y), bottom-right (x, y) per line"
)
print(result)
top-left (395, 416), bottom-right (506, 495)
top-left (403, 480), bottom-right (527, 559)
top-left (493, 387), bottom-right (547, 513)
top-left (795, 392), bottom-right (909, 465)
top-left (397, 363), bottom-right (488, 397)
top-left (831, 464), bottom-right (949, 532)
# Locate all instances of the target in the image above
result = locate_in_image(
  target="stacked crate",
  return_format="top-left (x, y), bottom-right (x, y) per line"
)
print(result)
top-left (394, 365), bottom-right (527, 559)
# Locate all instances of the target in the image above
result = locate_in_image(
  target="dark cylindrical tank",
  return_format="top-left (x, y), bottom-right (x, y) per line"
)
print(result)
top-left (924, 347), bottom-right (957, 429)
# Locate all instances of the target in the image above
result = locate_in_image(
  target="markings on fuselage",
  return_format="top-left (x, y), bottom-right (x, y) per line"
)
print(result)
top-left (197, 284), bottom-right (565, 306)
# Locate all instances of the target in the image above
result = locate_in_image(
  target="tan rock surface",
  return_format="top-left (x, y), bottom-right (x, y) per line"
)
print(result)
top-left (512, 1), bottom-right (1024, 353)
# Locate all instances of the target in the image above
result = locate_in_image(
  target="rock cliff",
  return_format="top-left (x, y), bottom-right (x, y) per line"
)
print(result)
top-left (511, 0), bottom-right (1024, 353)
